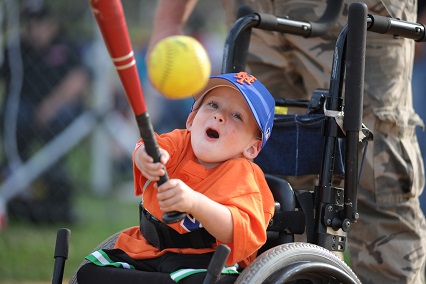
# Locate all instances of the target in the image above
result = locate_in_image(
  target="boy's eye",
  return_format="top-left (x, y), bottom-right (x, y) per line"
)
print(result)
top-left (232, 113), bottom-right (242, 121)
top-left (207, 101), bottom-right (218, 108)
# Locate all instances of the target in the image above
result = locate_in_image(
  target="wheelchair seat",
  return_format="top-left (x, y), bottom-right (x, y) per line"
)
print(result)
top-left (69, 174), bottom-right (307, 283)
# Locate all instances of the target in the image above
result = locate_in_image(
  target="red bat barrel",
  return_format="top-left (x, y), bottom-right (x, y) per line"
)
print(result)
top-left (89, 0), bottom-right (146, 115)
top-left (88, 0), bottom-right (186, 224)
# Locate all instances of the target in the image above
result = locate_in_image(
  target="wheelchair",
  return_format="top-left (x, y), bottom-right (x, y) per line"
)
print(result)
top-left (52, 2), bottom-right (426, 283)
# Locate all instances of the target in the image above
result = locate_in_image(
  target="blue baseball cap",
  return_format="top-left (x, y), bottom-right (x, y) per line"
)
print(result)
top-left (192, 72), bottom-right (275, 149)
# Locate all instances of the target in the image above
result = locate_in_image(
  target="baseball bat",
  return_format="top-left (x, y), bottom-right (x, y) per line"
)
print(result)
top-left (89, 0), bottom-right (186, 224)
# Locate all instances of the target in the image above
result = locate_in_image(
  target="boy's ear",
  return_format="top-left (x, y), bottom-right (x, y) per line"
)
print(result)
top-left (243, 139), bottom-right (262, 160)
top-left (186, 110), bottom-right (197, 131)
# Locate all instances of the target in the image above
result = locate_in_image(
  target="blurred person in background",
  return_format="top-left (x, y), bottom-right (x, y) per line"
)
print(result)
top-left (0, 5), bottom-right (90, 223)
top-left (148, 0), bottom-right (426, 283)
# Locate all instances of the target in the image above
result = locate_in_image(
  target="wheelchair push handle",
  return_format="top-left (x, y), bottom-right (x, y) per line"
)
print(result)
top-left (237, 0), bottom-right (344, 37)
top-left (222, 0), bottom-right (344, 73)
top-left (203, 244), bottom-right (231, 284)
top-left (341, 4), bottom-right (426, 226)
top-left (309, 0), bottom-right (344, 37)
top-left (367, 14), bottom-right (426, 42)
top-left (52, 228), bottom-right (71, 284)
top-left (342, 2), bottom-right (368, 227)
top-left (344, 3), bottom-right (367, 133)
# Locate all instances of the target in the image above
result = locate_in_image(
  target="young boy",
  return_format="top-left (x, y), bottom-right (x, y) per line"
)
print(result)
top-left (77, 72), bottom-right (275, 283)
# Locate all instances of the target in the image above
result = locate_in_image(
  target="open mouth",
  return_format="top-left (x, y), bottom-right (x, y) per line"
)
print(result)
top-left (206, 128), bottom-right (219, 139)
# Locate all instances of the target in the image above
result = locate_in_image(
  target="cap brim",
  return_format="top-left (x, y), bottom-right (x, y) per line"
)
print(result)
top-left (192, 78), bottom-right (239, 110)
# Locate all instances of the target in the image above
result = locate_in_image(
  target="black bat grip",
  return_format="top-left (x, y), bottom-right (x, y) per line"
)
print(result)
top-left (135, 113), bottom-right (186, 224)
top-left (136, 113), bottom-right (169, 183)
top-left (203, 244), bottom-right (231, 284)
top-left (52, 228), bottom-right (70, 284)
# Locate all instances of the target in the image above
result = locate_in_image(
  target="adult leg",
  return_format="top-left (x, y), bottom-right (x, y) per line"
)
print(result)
top-left (347, 12), bottom-right (426, 282)
top-left (348, 112), bottom-right (426, 283)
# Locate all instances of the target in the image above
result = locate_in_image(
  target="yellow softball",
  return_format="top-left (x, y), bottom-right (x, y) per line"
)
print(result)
top-left (147, 35), bottom-right (211, 99)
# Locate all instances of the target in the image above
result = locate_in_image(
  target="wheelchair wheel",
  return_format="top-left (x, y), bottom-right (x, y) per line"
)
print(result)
top-left (69, 230), bottom-right (123, 284)
top-left (235, 242), bottom-right (361, 284)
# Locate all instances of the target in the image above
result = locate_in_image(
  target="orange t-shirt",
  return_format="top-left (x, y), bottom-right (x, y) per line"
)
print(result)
top-left (115, 129), bottom-right (274, 267)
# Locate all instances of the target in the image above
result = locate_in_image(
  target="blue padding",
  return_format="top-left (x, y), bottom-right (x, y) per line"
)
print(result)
top-left (254, 114), bottom-right (344, 176)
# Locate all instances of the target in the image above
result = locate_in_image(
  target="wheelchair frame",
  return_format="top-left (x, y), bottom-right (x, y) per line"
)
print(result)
top-left (54, 2), bottom-right (426, 284)
top-left (228, 2), bottom-right (366, 254)
top-left (230, 3), bottom-right (426, 283)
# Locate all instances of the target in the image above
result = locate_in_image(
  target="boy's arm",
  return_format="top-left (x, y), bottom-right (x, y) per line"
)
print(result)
top-left (190, 191), bottom-right (233, 243)
top-left (158, 179), bottom-right (234, 243)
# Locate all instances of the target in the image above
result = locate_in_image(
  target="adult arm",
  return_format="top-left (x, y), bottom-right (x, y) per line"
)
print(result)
top-left (35, 66), bottom-right (90, 128)
top-left (147, 0), bottom-right (198, 54)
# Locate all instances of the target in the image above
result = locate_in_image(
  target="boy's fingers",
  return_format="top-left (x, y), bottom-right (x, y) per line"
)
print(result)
top-left (146, 165), bottom-right (164, 177)
top-left (145, 161), bottom-right (163, 170)
top-left (141, 148), bottom-right (154, 163)
top-left (157, 179), bottom-right (178, 192)
top-left (137, 145), bottom-right (153, 162)
top-left (143, 173), bottom-right (159, 181)
top-left (159, 149), bottom-right (170, 165)
top-left (137, 145), bottom-right (168, 180)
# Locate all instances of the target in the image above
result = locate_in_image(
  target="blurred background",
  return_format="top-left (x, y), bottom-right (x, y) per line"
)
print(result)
top-left (0, 0), bottom-right (226, 282)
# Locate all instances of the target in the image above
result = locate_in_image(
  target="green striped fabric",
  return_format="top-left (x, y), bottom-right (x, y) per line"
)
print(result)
top-left (170, 265), bottom-right (240, 282)
top-left (86, 249), bottom-right (240, 282)
top-left (85, 250), bottom-right (135, 269)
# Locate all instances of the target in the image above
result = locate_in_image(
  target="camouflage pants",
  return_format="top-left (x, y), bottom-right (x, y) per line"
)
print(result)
top-left (222, 0), bottom-right (426, 283)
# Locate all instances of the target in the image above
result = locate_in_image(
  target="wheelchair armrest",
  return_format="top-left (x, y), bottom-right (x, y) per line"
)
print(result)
top-left (265, 172), bottom-right (306, 235)
top-left (265, 174), bottom-right (295, 212)
top-left (260, 174), bottom-right (306, 254)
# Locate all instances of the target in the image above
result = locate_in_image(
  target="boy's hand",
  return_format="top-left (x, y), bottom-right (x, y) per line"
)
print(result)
top-left (134, 144), bottom-right (170, 181)
top-left (156, 179), bottom-right (200, 213)
top-left (157, 179), bottom-right (234, 243)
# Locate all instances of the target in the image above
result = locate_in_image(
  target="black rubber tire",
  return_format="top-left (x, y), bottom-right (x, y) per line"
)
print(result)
top-left (235, 242), bottom-right (361, 284)
top-left (69, 230), bottom-right (123, 284)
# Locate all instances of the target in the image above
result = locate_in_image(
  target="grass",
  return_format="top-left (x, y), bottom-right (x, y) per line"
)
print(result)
top-left (0, 190), bottom-right (140, 283)
top-left (0, 120), bottom-right (138, 283)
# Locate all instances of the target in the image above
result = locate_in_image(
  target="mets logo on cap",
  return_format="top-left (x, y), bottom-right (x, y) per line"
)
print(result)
top-left (227, 72), bottom-right (275, 148)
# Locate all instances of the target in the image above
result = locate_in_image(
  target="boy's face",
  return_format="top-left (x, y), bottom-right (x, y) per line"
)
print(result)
top-left (186, 86), bottom-right (262, 168)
